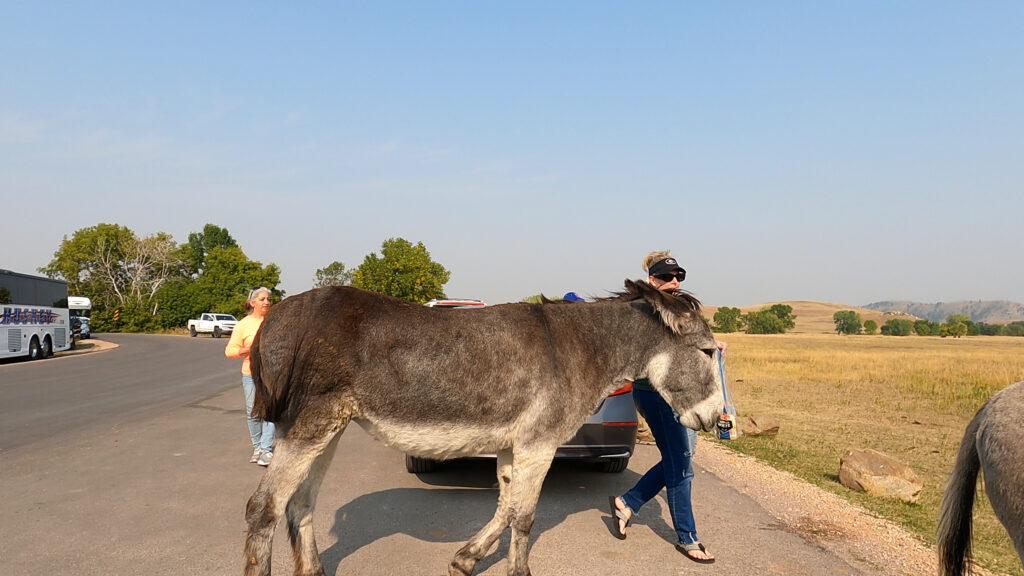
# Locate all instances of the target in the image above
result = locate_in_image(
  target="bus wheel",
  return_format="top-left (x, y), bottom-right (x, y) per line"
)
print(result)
top-left (29, 337), bottom-right (42, 360)
top-left (42, 337), bottom-right (53, 358)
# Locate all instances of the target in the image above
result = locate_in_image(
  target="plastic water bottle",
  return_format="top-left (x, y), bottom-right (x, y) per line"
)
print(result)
top-left (716, 350), bottom-right (741, 440)
top-left (717, 411), bottom-right (735, 440)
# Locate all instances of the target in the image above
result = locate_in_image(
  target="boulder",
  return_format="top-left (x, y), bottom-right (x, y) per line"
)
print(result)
top-left (738, 415), bottom-right (780, 437)
top-left (838, 448), bottom-right (922, 503)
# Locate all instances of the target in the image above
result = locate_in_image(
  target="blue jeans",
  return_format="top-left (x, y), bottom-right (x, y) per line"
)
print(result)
top-left (242, 374), bottom-right (275, 452)
top-left (620, 388), bottom-right (699, 546)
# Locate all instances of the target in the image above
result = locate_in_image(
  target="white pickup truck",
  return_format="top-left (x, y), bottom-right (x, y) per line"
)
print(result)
top-left (187, 313), bottom-right (238, 338)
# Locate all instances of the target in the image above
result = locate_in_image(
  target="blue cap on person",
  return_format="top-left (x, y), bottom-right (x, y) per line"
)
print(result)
top-left (563, 292), bottom-right (585, 302)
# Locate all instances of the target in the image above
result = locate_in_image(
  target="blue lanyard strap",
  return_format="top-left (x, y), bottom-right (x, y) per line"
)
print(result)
top-left (717, 349), bottom-right (729, 407)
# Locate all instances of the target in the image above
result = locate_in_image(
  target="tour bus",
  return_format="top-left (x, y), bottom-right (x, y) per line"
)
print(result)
top-left (0, 269), bottom-right (73, 360)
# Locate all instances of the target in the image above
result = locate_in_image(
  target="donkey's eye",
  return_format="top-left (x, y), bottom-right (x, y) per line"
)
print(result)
top-left (701, 348), bottom-right (716, 359)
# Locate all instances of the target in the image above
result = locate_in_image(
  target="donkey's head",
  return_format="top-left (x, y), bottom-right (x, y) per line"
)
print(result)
top-left (625, 279), bottom-right (723, 432)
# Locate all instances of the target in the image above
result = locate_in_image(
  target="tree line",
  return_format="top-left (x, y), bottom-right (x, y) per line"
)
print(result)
top-left (832, 310), bottom-right (1024, 337)
top-left (41, 223), bottom-right (450, 333)
top-left (710, 304), bottom-right (796, 334)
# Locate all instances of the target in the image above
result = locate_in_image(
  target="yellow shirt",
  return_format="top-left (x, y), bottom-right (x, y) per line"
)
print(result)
top-left (224, 314), bottom-right (265, 375)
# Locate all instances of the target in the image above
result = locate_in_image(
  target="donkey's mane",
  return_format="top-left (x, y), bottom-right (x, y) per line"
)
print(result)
top-left (601, 280), bottom-right (703, 314)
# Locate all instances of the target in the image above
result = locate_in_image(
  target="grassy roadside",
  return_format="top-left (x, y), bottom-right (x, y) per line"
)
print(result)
top-left (710, 333), bottom-right (1024, 576)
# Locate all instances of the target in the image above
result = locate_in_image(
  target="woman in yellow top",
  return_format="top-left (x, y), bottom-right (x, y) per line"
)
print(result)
top-left (225, 287), bottom-right (275, 466)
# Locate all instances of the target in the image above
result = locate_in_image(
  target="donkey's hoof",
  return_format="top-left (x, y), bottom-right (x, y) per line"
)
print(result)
top-left (448, 558), bottom-right (474, 576)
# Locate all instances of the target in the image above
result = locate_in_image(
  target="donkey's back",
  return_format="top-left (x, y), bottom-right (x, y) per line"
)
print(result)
top-left (251, 286), bottom-right (626, 449)
top-left (937, 380), bottom-right (1024, 576)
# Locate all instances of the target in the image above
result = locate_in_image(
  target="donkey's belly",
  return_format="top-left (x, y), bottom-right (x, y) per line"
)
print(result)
top-left (355, 417), bottom-right (511, 459)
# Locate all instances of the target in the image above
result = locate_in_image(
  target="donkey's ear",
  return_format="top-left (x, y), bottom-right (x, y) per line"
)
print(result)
top-left (634, 280), bottom-right (703, 335)
top-left (632, 279), bottom-right (668, 303)
top-left (634, 282), bottom-right (678, 331)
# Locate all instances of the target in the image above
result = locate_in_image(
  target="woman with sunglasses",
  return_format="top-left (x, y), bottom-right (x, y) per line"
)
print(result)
top-left (607, 251), bottom-right (723, 564)
top-left (225, 287), bottom-right (276, 466)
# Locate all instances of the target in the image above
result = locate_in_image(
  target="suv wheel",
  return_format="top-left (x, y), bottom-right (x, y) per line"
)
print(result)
top-left (405, 454), bottom-right (439, 474)
top-left (213, 326), bottom-right (222, 338)
top-left (598, 457), bottom-right (630, 473)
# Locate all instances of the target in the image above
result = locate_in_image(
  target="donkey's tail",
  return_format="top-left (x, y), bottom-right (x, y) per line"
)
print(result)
top-left (249, 326), bottom-right (292, 424)
top-left (937, 405), bottom-right (985, 576)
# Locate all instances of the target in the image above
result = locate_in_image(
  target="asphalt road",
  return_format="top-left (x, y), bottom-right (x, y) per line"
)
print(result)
top-left (0, 333), bottom-right (237, 453)
top-left (0, 334), bottom-right (868, 575)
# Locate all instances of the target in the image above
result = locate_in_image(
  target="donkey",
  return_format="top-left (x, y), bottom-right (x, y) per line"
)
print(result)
top-left (938, 380), bottom-right (1024, 576)
top-left (242, 279), bottom-right (724, 576)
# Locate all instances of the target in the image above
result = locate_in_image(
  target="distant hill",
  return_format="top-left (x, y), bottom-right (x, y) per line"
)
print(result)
top-left (862, 300), bottom-right (1024, 324)
top-left (704, 301), bottom-right (915, 335)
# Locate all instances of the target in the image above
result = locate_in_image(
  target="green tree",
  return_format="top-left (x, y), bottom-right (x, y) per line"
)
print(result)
top-left (352, 238), bottom-right (450, 303)
top-left (1005, 322), bottom-right (1024, 337)
top-left (766, 304), bottom-right (796, 330)
top-left (40, 223), bottom-right (138, 297)
top-left (155, 246), bottom-right (282, 328)
top-left (914, 320), bottom-right (940, 336)
top-left (313, 261), bottom-right (354, 287)
top-left (945, 314), bottom-right (979, 336)
top-left (713, 306), bottom-right (743, 333)
top-left (863, 320), bottom-right (878, 335)
top-left (977, 322), bottom-right (1004, 336)
top-left (942, 321), bottom-right (968, 338)
top-left (832, 310), bottom-right (863, 335)
top-left (182, 223), bottom-right (238, 275)
top-left (743, 310), bottom-right (787, 334)
top-left (41, 223), bottom-right (184, 331)
top-left (881, 318), bottom-right (915, 336)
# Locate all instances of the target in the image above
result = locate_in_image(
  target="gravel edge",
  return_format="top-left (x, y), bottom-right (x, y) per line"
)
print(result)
top-left (695, 439), bottom-right (999, 576)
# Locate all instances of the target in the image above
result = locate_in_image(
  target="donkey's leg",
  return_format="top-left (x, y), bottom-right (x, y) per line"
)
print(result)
top-left (287, 432), bottom-right (344, 576)
top-left (449, 449), bottom-right (514, 576)
top-left (243, 414), bottom-right (349, 576)
top-left (505, 446), bottom-right (558, 576)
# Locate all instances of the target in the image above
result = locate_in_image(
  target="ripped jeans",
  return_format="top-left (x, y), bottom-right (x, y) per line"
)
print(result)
top-left (619, 388), bottom-right (700, 546)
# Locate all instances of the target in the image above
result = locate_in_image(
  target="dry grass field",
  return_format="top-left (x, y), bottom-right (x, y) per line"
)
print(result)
top-left (709, 325), bottom-right (1024, 575)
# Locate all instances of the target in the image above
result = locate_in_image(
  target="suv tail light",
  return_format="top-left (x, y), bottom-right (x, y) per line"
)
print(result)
top-left (608, 382), bottom-right (632, 397)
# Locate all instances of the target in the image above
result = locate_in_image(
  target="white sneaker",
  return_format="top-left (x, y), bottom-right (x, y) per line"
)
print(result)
top-left (257, 451), bottom-right (273, 467)
top-left (250, 447), bottom-right (262, 463)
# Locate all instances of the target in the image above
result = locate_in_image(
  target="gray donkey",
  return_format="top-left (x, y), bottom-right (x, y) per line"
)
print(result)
top-left (242, 279), bottom-right (724, 576)
top-left (938, 380), bottom-right (1024, 576)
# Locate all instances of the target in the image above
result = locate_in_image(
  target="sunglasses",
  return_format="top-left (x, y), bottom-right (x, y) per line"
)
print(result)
top-left (653, 271), bottom-right (686, 283)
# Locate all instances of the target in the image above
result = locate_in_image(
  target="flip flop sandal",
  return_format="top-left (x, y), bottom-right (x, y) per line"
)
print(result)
top-left (677, 542), bottom-right (716, 564)
top-left (607, 496), bottom-right (632, 540)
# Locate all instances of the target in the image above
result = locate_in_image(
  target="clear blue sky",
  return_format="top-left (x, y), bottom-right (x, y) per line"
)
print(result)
top-left (3, 2), bottom-right (1022, 306)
